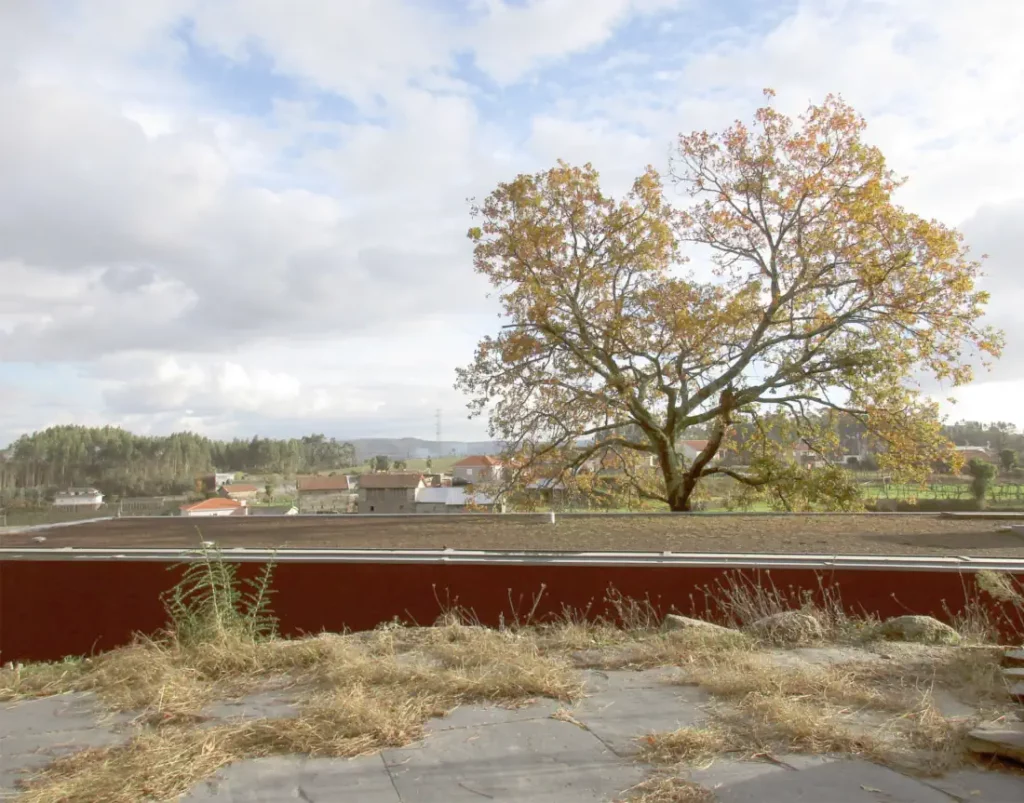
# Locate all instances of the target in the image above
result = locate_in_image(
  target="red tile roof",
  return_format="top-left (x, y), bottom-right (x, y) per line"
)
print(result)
top-left (181, 498), bottom-right (243, 512)
top-left (297, 475), bottom-right (351, 492)
top-left (680, 440), bottom-right (709, 452)
top-left (359, 472), bottom-right (424, 489)
top-left (453, 455), bottom-right (503, 468)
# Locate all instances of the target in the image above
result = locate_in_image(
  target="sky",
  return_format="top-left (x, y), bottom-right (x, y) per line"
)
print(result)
top-left (1, 0), bottom-right (1022, 445)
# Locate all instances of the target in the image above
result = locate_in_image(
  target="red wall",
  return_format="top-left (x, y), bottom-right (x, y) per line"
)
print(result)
top-left (2, 559), bottom-right (1021, 662)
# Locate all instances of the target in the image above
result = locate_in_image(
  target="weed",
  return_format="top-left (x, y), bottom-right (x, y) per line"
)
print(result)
top-left (160, 540), bottom-right (278, 646)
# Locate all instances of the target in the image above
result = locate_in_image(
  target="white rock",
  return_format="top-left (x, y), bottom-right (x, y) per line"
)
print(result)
top-left (660, 614), bottom-right (736, 636)
top-left (747, 611), bottom-right (824, 645)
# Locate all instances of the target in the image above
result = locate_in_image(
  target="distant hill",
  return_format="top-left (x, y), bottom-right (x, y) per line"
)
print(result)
top-left (348, 438), bottom-right (503, 461)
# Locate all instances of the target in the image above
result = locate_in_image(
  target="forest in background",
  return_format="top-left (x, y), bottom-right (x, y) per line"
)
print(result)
top-left (0, 425), bottom-right (355, 500)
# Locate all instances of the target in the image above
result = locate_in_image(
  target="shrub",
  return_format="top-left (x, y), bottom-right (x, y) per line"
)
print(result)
top-left (966, 459), bottom-right (998, 509)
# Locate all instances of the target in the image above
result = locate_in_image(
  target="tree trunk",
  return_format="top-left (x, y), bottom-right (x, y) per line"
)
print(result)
top-left (667, 473), bottom-right (698, 511)
top-left (654, 441), bottom-right (695, 512)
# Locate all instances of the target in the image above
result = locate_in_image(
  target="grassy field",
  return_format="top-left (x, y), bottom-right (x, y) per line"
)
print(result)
top-left (4, 512), bottom-right (1024, 556)
top-left (333, 456), bottom-right (463, 475)
top-left (3, 552), bottom-right (1021, 803)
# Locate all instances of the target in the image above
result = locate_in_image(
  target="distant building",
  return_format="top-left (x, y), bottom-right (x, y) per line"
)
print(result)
top-left (415, 486), bottom-right (502, 513)
top-left (955, 447), bottom-right (994, 465)
top-left (422, 473), bottom-right (452, 488)
top-left (180, 498), bottom-right (247, 517)
top-left (679, 440), bottom-right (710, 461)
top-left (451, 455), bottom-right (504, 485)
top-left (53, 488), bottom-right (104, 509)
top-left (358, 473), bottom-right (425, 514)
top-left (218, 483), bottom-right (261, 501)
top-left (296, 475), bottom-right (358, 513)
top-left (196, 472), bottom-right (237, 493)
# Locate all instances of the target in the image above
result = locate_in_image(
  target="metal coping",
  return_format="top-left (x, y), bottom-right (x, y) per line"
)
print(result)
top-left (2, 546), bottom-right (1023, 572)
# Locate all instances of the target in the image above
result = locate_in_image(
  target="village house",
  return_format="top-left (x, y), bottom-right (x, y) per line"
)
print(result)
top-left (217, 483), bottom-right (261, 501)
top-left (296, 474), bottom-right (358, 513)
top-left (451, 455), bottom-right (504, 485)
top-left (414, 486), bottom-right (502, 513)
top-left (180, 498), bottom-right (247, 517)
top-left (422, 473), bottom-right (453, 488)
top-left (357, 472), bottom-right (425, 514)
top-left (679, 440), bottom-right (710, 462)
top-left (52, 487), bottom-right (104, 509)
top-left (196, 472), bottom-right (236, 493)
top-left (954, 445), bottom-right (995, 465)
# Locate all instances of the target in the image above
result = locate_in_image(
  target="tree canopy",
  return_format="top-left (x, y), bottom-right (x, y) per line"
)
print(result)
top-left (457, 92), bottom-right (1002, 511)
top-left (0, 426), bottom-right (355, 499)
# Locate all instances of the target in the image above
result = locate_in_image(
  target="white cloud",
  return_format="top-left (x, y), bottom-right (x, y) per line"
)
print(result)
top-left (0, 0), bottom-right (1022, 443)
top-left (469, 0), bottom-right (686, 84)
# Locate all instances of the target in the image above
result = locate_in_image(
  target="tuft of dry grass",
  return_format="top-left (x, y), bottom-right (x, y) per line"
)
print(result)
top-left (617, 773), bottom-right (717, 802)
top-left (0, 657), bottom-right (88, 702)
top-left (687, 651), bottom-right (909, 710)
top-left (641, 641), bottom-right (1010, 778)
top-left (695, 572), bottom-right (875, 646)
top-left (638, 726), bottom-right (730, 767)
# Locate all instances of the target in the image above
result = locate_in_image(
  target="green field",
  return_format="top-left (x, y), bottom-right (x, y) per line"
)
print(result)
top-left (336, 456), bottom-right (463, 475)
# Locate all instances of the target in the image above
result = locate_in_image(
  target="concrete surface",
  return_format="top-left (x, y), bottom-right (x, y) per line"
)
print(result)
top-left (3, 672), bottom-right (1024, 802)
top-left (0, 693), bottom-right (136, 796)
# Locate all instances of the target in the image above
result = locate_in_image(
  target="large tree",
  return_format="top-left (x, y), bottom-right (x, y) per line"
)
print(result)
top-left (456, 92), bottom-right (1002, 511)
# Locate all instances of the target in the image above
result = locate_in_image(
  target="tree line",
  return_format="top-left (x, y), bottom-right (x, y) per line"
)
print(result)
top-left (0, 426), bottom-right (356, 501)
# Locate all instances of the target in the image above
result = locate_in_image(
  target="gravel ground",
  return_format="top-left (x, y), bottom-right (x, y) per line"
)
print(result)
top-left (3, 513), bottom-right (1024, 556)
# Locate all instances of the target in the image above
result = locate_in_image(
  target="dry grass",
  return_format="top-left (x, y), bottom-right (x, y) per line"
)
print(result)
top-left (617, 773), bottom-right (717, 802)
top-left (11, 624), bottom-right (582, 803)
top-left (638, 642), bottom-right (1011, 779)
top-left (693, 572), bottom-right (876, 645)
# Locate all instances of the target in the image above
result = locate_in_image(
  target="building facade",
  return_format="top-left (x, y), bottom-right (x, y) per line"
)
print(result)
top-left (52, 488), bottom-right (104, 509)
top-left (357, 473), bottom-right (425, 513)
top-left (414, 486), bottom-right (501, 513)
top-left (451, 455), bottom-right (504, 485)
top-left (296, 475), bottom-right (358, 513)
top-left (218, 483), bottom-right (261, 501)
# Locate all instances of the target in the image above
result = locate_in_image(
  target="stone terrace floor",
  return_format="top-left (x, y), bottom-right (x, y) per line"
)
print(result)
top-left (4, 667), bottom-right (1023, 802)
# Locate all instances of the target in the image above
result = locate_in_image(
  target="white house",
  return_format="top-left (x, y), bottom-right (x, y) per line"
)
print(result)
top-left (53, 488), bottom-right (104, 509)
top-left (451, 455), bottom-right (504, 484)
top-left (414, 486), bottom-right (501, 513)
top-left (180, 498), bottom-right (247, 517)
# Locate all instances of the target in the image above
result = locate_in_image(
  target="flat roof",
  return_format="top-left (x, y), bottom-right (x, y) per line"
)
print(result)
top-left (2, 513), bottom-right (1024, 558)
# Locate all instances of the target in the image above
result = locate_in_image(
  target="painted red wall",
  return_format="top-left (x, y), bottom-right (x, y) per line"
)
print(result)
top-left (1, 559), bottom-right (1021, 662)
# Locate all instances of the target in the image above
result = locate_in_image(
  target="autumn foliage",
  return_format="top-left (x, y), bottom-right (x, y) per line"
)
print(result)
top-left (456, 92), bottom-right (1001, 511)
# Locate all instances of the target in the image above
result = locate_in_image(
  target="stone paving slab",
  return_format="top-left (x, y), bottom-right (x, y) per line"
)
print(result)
top-left (572, 670), bottom-right (710, 756)
top-left (688, 757), bottom-right (789, 788)
top-left (921, 768), bottom-right (1024, 802)
top-left (383, 717), bottom-right (645, 802)
top-left (0, 693), bottom-right (135, 797)
top-left (425, 698), bottom-right (561, 732)
top-left (180, 755), bottom-right (399, 802)
top-left (201, 690), bottom-right (302, 723)
top-left (706, 759), bottom-right (958, 803)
